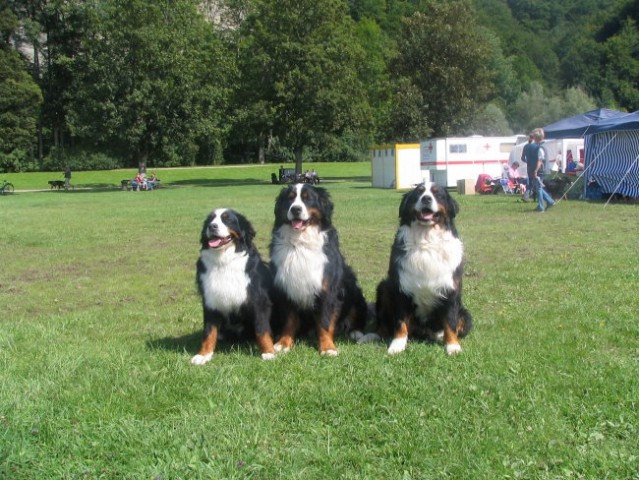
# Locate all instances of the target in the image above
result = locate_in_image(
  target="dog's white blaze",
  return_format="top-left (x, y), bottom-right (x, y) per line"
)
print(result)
top-left (199, 247), bottom-right (250, 314)
top-left (388, 336), bottom-right (408, 354)
top-left (191, 353), bottom-right (213, 365)
top-left (271, 225), bottom-right (327, 309)
top-left (397, 224), bottom-right (463, 317)
top-left (209, 208), bottom-right (231, 237)
top-left (413, 184), bottom-right (439, 213)
top-left (288, 184), bottom-right (310, 221)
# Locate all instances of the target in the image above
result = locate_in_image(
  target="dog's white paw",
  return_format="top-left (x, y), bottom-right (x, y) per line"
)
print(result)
top-left (320, 349), bottom-right (339, 357)
top-left (274, 343), bottom-right (290, 354)
top-left (261, 352), bottom-right (276, 361)
top-left (387, 337), bottom-right (408, 355)
top-left (191, 353), bottom-right (213, 365)
top-left (357, 333), bottom-right (381, 344)
top-left (445, 343), bottom-right (462, 355)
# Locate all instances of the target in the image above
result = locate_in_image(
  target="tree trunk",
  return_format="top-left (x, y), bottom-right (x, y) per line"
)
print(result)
top-left (33, 44), bottom-right (43, 161)
top-left (294, 146), bottom-right (303, 175)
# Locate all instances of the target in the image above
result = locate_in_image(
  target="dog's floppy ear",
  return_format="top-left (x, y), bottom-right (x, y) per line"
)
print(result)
top-left (200, 213), bottom-right (214, 247)
top-left (398, 186), bottom-right (420, 224)
top-left (236, 211), bottom-right (256, 245)
top-left (316, 187), bottom-right (334, 225)
top-left (446, 191), bottom-right (460, 218)
top-left (273, 185), bottom-right (292, 225)
top-left (399, 191), bottom-right (412, 218)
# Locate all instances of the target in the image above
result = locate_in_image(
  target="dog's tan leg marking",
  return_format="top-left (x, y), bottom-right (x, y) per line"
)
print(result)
top-left (191, 326), bottom-right (218, 365)
top-left (256, 332), bottom-right (276, 360)
top-left (274, 313), bottom-right (299, 353)
top-left (444, 324), bottom-right (462, 355)
top-left (388, 320), bottom-right (409, 354)
top-left (317, 313), bottom-right (338, 356)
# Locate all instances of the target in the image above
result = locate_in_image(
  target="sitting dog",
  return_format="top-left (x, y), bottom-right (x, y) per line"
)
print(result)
top-left (375, 182), bottom-right (473, 355)
top-left (269, 184), bottom-right (368, 356)
top-left (192, 208), bottom-right (276, 364)
top-left (49, 180), bottom-right (65, 190)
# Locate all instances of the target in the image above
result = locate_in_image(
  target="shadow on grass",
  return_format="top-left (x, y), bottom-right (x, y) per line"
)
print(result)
top-left (146, 331), bottom-right (262, 357)
top-left (169, 178), bottom-right (274, 188)
top-left (146, 329), bottom-right (365, 358)
top-left (147, 331), bottom-right (201, 353)
top-left (24, 175), bottom-right (372, 194)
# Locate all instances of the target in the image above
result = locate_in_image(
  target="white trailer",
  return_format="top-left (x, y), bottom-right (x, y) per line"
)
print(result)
top-left (371, 143), bottom-right (426, 189)
top-left (420, 135), bottom-right (526, 188)
top-left (509, 138), bottom-right (584, 176)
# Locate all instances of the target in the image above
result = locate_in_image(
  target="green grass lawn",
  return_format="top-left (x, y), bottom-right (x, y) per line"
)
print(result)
top-left (1, 163), bottom-right (638, 479)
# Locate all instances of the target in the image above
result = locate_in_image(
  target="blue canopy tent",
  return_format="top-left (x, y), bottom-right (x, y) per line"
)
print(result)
top-left (543, 108), bottom-right (627, 139)
top-left (583, 111), bottom-right (639, 200)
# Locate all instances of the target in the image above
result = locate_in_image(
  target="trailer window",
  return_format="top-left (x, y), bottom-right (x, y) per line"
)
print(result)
top-left (449, 144), bottom-right (467, 154)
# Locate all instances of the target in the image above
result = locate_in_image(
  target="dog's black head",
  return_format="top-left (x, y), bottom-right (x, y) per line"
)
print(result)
top-left (273, 183), bottom-right (333, 231)
top-left (399, 182), bottom-right (459, 229)
top-left (200, 208), bottom-right (255, 252)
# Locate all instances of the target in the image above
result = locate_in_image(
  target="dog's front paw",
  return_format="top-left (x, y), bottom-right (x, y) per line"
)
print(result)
top-left (261, 352), bottom-right (277, 361)
top-left (191, 353), bottom-right (213, 365)
top-left (445, 343), bottom-right (462, 355)
top-left (387, 337), bottom-right (408, 355)
top-left (320, 349), bottom-right (339, 357)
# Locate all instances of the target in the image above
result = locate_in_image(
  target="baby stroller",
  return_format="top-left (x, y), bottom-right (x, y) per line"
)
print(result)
top-left (475, 174), bottom-right (500, 194)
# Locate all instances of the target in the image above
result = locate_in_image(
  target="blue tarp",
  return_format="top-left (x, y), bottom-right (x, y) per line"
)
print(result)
top-left (586, 110), bottom-right (639, 134)
top-left (583, 111), bottom-right (639, 199)
top-left (543, 108), bottom-right (627, 139)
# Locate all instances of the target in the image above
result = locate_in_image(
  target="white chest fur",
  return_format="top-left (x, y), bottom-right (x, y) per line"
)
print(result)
top-left (271, 226), bottom-right (328, 309)
top-left (397, 224), bottom-right (463, 314)
top-left (199, 248), bottom-right (250, 314)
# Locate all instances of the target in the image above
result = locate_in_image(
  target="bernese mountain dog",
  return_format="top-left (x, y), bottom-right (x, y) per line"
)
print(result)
top-left (192, 208), bottom-right (276, 364)
top-left (269, 183), bottom-right (368, 356)
top-left (375, 181), bottom-right (473, 355)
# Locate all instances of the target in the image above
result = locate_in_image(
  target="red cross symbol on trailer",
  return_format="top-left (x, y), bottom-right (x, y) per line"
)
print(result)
top-left (427, 143), bottom-right (434, 152)
top-left (484, 143), bottom-right (491, 151)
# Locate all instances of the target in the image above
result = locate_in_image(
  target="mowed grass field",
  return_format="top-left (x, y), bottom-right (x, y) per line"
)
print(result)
top-left (1, 163), bottom-right (638, 479)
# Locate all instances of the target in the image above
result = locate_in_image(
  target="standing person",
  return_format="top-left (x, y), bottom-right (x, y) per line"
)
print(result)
top-left (64, 165), bottom-right (72, 189)
top-left (521, 133), bottom-right (535, 201)
top-left (553, 151), bottom-right (563, 173)
top-left (532, 128), bottom-right (555, 212)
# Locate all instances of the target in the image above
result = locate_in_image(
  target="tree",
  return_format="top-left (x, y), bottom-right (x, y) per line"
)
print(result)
top-left (66, 0), bottom-right (234, 167)
top-left (508, 82), bottom-right (596, 134)
top-left (234, 0), bottom-right (371, 172)
top-left (463, 103), bottom-right (513, 136)
top-left (602, 17), bottom-right (639, 110)
top-left (0, 8), bottom-right (42, 171)
top-left (387, 0), bottom-right (494, 139)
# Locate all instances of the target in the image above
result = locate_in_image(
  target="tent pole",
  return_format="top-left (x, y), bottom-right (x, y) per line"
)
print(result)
top-left (603, 152), bottom-right (639, 207)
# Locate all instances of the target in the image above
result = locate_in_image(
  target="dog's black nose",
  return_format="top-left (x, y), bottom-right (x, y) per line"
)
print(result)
top-left (421, 195), bottom-right (432, 204)
top-left (290, 206), bottom-right (302, 217)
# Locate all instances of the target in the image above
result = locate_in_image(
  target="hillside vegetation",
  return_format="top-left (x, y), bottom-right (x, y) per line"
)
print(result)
top-left (1, 0), bottom-right (637, 171)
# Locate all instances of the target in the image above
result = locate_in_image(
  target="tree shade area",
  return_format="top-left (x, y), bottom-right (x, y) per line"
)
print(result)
top-left (1, 0), bottom-right (637, 171)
